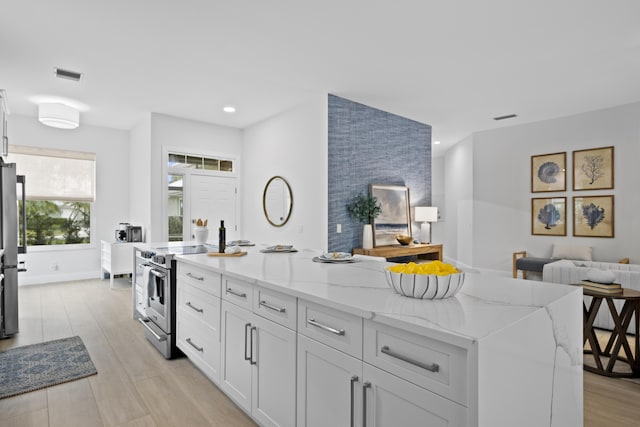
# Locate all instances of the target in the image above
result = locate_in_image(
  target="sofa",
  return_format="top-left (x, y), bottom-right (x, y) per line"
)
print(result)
top-left (543, 259), bottom-right (640, 333)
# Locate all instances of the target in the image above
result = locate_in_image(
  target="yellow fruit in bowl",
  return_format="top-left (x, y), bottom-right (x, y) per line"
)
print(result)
top-left (387, 261), bottom-right (459, 276)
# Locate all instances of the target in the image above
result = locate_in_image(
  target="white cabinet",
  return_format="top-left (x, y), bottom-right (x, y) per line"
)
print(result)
top-left (297, 300), bottom-right (468, 427)
top-left (101, 240), bottom-right (136, 289)
top-left (362, 363), bottom-right (467, 427)
top-left (297, 334), bottom-right (363, 427)
top-left (220, 277), bottom-right (296, 427)
top-left (176, 277), bottom-right (221, 382)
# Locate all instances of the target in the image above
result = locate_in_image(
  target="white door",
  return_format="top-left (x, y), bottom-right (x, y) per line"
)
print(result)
top-left (362, 364), bottom-right (467, 427)
top-left (189, 174), bottom-right (237, 242)
top-left (297, 334), bottom-right (363, 427)
top-left (220, 300), bottom-right (252, 412)
top-left (251, 315), bottom-right (296, 427)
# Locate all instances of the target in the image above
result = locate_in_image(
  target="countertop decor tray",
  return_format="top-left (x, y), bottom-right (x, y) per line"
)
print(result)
top-left (206, 251), bottom-right (248, 257)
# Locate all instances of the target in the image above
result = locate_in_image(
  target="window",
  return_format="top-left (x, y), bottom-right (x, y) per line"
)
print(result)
top-left (168, 152), bottom-right (233, 172)
top-left (6, 145), bottom-right (95, 247)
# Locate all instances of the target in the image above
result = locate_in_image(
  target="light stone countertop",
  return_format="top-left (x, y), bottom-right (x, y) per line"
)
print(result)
top-left (176, 245), bottom-right (582, 347)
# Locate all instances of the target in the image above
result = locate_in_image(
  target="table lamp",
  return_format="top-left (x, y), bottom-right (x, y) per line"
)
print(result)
top-left (414, 206), bottom-right (438, 244)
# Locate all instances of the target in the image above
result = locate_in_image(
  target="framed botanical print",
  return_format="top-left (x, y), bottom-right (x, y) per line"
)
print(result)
top-left (369, 184), bottom-right (411, 246)
top-left (532, 197), bottom-right (567, 236)
top-left (573, 195), bottom-right (614, 238)
top-left (573, 146), bottom-right (614, 191)
top-left (531, 152), bottom-right (566, 192)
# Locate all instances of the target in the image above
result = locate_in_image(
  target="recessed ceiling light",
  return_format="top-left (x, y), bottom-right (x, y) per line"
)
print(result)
top-left (433, 140), bottom-right (441, 145)
top-left (223, 106), bottom-right (236, 113)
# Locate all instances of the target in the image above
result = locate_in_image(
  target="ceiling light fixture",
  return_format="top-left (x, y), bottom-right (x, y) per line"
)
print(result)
top-left (38, 103), bottom-right (80, 129)
top-left (223, 105), bottom-right (236, 113)
top-left (433, 140), bottom-right (441, 145)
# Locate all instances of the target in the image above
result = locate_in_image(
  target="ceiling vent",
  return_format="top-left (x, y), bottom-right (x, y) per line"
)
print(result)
top-left (54, 67), bottom-right (83, 82)
top-left (493, 114), bottom-right (517, 121)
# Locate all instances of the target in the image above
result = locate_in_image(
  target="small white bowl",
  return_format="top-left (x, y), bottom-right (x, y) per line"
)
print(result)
top-left (384, 270), bottom-right (465, 299)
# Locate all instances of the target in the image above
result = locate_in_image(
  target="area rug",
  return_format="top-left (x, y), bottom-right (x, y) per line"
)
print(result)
top-left (0, 336), bottom-right (97, 399)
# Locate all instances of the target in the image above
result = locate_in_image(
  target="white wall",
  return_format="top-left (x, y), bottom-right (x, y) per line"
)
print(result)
top-left (8, 115), bottom-right (129, 285)
top-left (127, 113), bottom-right (244, 243)
top-left (242, 95), bottom-right (327, 250)
top-left (443, 102), bottom-right (640, 273)
top-left (129, 114), bottom-right (152, 241)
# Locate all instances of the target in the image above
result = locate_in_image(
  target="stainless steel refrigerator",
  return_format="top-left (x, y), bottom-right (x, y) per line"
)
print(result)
top-left (1, 158), bottom-right (26, 338)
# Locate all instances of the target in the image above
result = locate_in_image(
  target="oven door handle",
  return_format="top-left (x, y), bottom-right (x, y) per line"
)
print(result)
top-left (138, 318), bottom-right (167, 342)
top-left (150, 269), bottom-right (165, 279)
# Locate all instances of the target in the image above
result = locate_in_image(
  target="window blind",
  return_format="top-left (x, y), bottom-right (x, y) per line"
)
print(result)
top-left (6, 145), bottom-right (96, 202)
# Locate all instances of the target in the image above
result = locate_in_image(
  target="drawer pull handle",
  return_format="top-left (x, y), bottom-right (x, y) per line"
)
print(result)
top-left (186, 272), bottom-right (205, 281)
top-left (186, 301), bottom-right (204, 313)
top-left (307, 318), bottom-right (345, 336)
top-left (186, 338), bottom-right (204, 352)
top-left (381, 346), bottom-right (439, 373)
top-left (226, 288), bottom-right (247, 298)
top-left (259, 300), bottom-right (286, 313)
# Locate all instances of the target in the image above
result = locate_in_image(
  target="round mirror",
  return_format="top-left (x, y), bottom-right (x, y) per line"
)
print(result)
top-left (263, 176), bottom-right (293, 227)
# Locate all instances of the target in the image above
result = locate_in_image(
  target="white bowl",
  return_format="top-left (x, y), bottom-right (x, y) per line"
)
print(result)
top-left (384, 270), bottom-right (465, 299)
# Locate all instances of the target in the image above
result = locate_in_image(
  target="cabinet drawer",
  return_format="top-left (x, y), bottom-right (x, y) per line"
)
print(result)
top-left (177, 282), bottom-right (220, 329)
top-left (252, 286), bottom-right (297, 330)
top-left (177, 311), bottom-right (220, 383)
top-left (298, 300), bottom-right (362, 359)
top-left (363, 320), bottom-right (468, 405)
top-left (222, 276), bottom-right (253, 310)
top-left (177, 262), bottom-right (221, 296)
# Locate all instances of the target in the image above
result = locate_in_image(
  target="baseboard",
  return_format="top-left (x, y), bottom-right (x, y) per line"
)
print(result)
top-left (19, 270), bottom-right (103, 286)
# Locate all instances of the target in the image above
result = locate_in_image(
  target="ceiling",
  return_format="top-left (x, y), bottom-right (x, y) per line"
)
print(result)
top-left (2, 1), bottom-right (639, 157)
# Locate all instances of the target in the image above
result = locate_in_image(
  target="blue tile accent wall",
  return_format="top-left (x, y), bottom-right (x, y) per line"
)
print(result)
top-left (328, 94), bottom-right (432, 252)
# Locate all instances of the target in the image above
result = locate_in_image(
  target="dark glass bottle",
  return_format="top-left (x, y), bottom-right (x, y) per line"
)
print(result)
top-left (218, 220), bottom-right (226, 253)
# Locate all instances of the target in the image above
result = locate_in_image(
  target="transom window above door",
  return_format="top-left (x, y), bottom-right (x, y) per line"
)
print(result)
top-left (168, 152), bottom-right (233, 172)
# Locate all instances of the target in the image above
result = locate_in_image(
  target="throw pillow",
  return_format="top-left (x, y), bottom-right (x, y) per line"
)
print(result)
top-left (551, 244), bottom-right (592, 261)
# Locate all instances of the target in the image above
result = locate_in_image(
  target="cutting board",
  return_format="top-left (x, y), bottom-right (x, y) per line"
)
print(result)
top-left (206, 251), bottom-right (248, 257)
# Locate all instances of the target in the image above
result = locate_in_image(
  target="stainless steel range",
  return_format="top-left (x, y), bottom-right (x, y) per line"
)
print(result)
top-left (134, 243), bottom-right (215, 358)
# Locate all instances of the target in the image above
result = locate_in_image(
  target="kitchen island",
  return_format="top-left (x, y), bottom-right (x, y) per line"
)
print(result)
top-left (174, 246), bottom-right (583, 427)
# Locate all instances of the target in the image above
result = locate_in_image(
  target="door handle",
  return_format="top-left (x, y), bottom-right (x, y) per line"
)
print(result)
top-left (350, 376), bottom-right (359, 427)
top-left (244, 323), bottom-right (251, 361)
top-left (362, 381), bottom-right (371, 427)
top-left (250, 326), bottom-right (257, 365)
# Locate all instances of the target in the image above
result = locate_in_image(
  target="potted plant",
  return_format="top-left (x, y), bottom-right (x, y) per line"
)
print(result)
top-left (347, 193), bottom-right (382, 249)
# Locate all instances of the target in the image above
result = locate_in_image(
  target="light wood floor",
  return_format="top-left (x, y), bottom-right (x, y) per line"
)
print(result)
top-left (2, 279), bottom-right (640, 426)
top-left (0, 278), bottom-right (256, 427)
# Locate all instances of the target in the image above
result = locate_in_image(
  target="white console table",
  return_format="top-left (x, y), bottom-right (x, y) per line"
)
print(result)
top-left (101, 240), bottom-right (136, 289)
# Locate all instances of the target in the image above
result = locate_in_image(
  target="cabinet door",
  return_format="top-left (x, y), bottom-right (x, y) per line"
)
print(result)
top-left (220, 300), bottom-right (252, 412)
top-left (362, 364), bottom-right (467, 427)
top-left (251, 315), bottom-right (296, 427)
top-left (297, 334), bottom-right (363, 427)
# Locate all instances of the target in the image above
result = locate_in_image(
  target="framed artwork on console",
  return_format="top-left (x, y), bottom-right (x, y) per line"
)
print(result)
top-left (531, 152), bottom-right (566, 193)
top-left (531, 197), bottom-right (567, 236)
top-left (573, 195), bottom-right (614, 238)
top-left (573, 146), bottom-right (614, 191)
top-left (369, 184), bottom-right (411, 246)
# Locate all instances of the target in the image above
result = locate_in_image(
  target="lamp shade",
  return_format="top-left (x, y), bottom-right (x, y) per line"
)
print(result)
top-left (38, 103), bottom-right (79, 129)
top-left (415, 206), bottom-right (438, 222)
